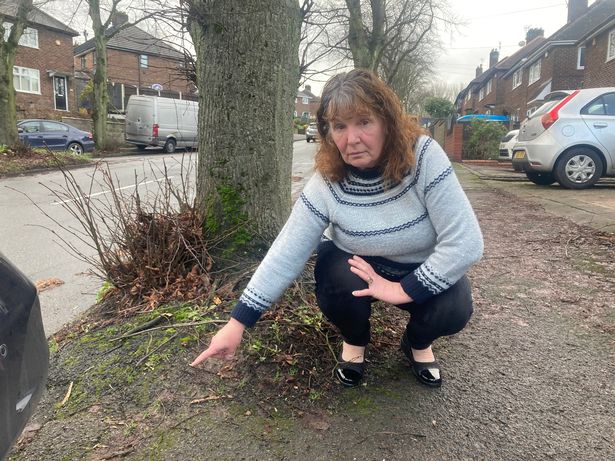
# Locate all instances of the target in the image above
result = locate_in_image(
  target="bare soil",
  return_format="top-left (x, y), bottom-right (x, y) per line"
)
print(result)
top-left (9, 167), bottom-right (615, 461)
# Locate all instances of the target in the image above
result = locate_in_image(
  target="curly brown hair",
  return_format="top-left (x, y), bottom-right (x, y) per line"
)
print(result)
top-left (314, 69), bottom-right (424, 183)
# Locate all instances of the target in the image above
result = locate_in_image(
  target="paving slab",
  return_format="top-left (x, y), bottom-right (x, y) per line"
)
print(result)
top-left (459, 163), bottom-right (615, 234)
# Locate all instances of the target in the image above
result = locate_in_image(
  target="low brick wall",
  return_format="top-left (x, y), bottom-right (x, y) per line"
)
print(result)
top-left (444, 125), bottom-right (463, 162)
top-left (61, 117), bottom-right (130, 147)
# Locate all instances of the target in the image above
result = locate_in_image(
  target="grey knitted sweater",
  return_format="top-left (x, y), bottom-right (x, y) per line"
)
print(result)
top-left (231, 136), bottom-right (484, 327)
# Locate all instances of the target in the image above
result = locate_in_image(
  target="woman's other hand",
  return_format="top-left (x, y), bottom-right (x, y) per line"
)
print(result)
top-left (348, 255), bottom-right (413, 305)
top-left (190, 318), bottom-right (245, 367)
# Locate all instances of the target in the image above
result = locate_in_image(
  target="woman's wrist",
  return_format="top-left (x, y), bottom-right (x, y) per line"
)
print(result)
top-left (228, 317), bottom-right (247, 332)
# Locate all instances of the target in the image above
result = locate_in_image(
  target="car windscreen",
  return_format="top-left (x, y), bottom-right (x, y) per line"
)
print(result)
top-left (501, 132), bottom-right (517, 142)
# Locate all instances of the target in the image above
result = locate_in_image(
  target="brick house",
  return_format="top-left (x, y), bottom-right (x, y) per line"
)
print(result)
top-left (447, 0), bottom-right (615, 162)
top-left (500, 0), bottom-right (615, 120)
top-left (1, 1), bottom-right (79, 118)
top-left (579, 12), bottom-right (615, 87)
top-left (294, 84), bottom-right (320, 121)
top-left (73, 12), bottom-right (195, 112)
top-left (456, 33), bottom-right (547, 121)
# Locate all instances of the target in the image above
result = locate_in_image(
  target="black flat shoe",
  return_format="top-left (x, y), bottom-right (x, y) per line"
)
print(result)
top-left (400, 333), bottom-right (442, 388)
top-left (335, 357), bottom-right (365, 387)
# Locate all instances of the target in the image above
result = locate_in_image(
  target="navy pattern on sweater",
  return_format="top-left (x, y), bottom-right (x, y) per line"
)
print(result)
top-left (231, 136), bottom-right (484, 327)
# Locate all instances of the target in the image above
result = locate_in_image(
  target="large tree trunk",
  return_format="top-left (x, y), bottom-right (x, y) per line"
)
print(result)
top-left (0, 43), bottom-right (19, 146)
top-left (345, 0), bottom-right (384, 71)
top-left (88, 0), bottom-right (110, 150)
top-left (189, 0), bottom-right (301, 242)
top-left (0, 0), bottom-right (33, 146)
top-left (92, 35), bottom-right (109, 149)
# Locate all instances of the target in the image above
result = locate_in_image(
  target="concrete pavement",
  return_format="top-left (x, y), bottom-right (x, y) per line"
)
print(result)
top-left (459, 162), bottom-right (615, 234)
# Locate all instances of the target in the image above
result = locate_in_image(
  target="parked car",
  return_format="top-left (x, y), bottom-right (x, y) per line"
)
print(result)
top-left (17, 120), bottom-right (94, 155)
top-left (125, 95), bottom-right (198, 153)
top-left (512, 88), bottom-right (615, 188)
top-left (305, 122), bottom-right (319, 143)
top-left (498, 129), bottom-right (519, 160)
top-left (0, 252), bottom-right (49, 460)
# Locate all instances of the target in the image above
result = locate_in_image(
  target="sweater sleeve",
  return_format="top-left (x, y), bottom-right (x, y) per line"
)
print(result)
top-left (231, 174), bottom-right (331, 327)
top-left (399, 137), bottom-right (484, 303)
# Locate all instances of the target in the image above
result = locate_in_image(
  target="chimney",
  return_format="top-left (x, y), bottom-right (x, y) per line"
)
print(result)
top-left (111, 11), bottom-right (129, 27)
top-left (525, 28), bottom-right (544, 43)
top-left (567, 0), bottom-right (588, 23)
top-left (304, 84), bottom-right (311, 93)
top-left (475, 64), bottom-right (483, 78)
top-left (489, 49), bottom-right (499, 68)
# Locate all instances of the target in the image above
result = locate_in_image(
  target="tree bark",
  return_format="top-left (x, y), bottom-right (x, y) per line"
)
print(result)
top-left (189, 0), bottom-right (301, 242)
top-left (88, 0), bottom-right (111, 149)
top-left (0, 0), bottom-right (33, 146)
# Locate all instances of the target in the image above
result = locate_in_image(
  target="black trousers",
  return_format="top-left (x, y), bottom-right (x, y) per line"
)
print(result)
top-left (314, 241), bottom-right (474, 349)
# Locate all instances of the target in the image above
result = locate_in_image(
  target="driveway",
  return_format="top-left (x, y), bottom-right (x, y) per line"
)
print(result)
top-left (461, 162), bottom-right (615, 233)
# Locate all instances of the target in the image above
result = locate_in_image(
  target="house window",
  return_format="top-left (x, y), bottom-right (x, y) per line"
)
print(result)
top-left (13, 66), bottom-right (40, 94)
top-left (293, 110), bottom-right (297, 117)
top-left (608, 30), bottom-right (615, 62)
top-left (486, 79), bottom-right (492, 95)
top-left (577, 46), bottom-right (586, 69)
top-left (528, 60), bottom-right (541, 85)
top-left (139, 55), bottom-right (148, 68)
top-left (478, 87), bottom-right (484, 101)
top-left (512, 69), bottom-right (522, 89)
top-left (302, 97), bottom-right (309, 104)
top-left (2, 23), bottom-right (39, 48)
top-left (80, 56), bottom-right (87, 70)
top-left (465, 91), bottom-right (471, 101)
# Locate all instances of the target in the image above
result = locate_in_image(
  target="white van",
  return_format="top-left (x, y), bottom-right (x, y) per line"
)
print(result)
top-left (125, 95), bottom-right (198, 153)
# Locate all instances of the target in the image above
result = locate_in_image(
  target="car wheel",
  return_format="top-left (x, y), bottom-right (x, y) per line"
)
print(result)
top-left (526, 171), bottom-right (556, 186)
top-left (163, 139), bottom-right (176, 153)
top-left (67, 142), bottom-right (84, 155)
top-left (555, 148), bottom-right (603, 189)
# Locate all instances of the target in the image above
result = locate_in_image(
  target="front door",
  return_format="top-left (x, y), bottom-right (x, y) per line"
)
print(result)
top-left (53, 76), bottom-right (68, 111)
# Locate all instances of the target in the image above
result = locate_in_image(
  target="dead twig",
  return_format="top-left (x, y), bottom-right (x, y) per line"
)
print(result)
top-left (110, 319), bottom-right (227, 342)
top-left (135, 333), bottom-right (178, 367)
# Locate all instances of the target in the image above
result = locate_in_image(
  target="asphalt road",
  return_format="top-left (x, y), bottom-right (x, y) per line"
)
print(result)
top-left (0, 141), bottom-right (318, 336)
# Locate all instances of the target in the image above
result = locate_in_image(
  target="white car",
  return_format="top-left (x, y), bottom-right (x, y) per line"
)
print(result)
top-left (512, 88), bottom-right (615, 188)
top-left (305, 123), bottom-right (319, 143)
top-left (499, 129), bottom-right (519, 160)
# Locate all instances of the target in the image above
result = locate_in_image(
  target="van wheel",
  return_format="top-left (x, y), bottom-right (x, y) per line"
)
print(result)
top-left (555, 148), bottom-right (603, 189)
top-left (163, 139), bottom-right (176, 153)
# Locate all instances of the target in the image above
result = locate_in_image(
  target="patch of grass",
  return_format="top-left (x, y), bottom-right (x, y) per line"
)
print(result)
top-left (571, 257), bottom-right (611, 275)
top-left (0, 145), bottom-right (91, 176)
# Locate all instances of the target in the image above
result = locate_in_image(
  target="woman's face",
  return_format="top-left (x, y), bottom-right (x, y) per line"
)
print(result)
top-left (329, 112), bottom-right (386, 170)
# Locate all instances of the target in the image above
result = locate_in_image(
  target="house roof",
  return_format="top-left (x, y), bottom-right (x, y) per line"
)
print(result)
top-left (74, 24), bottom-right (184, 60)
top-left (0, 0), bottom-right (79, 36)
top-left (550, 0), bottom-right (615, 41)
top-left (579, 10), bottom-right (615, 42)
top-left (519, 0), bottom-right (615, 68)
top-left (297, 87), bottom-right (319, 100)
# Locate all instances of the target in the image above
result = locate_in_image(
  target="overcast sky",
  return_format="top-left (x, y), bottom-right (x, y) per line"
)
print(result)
top-left (304, 0), bottom-right (596, 95)
top-left (434, 0), bottom-right (594, 86)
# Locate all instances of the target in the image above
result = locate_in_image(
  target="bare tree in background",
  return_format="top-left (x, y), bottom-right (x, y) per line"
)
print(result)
top-left (299, 0), bottom-right (456, 97)
top-left (0, 0), bottom-right (35, 145)
top-left (80, 0), bottom-right (178, 149)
